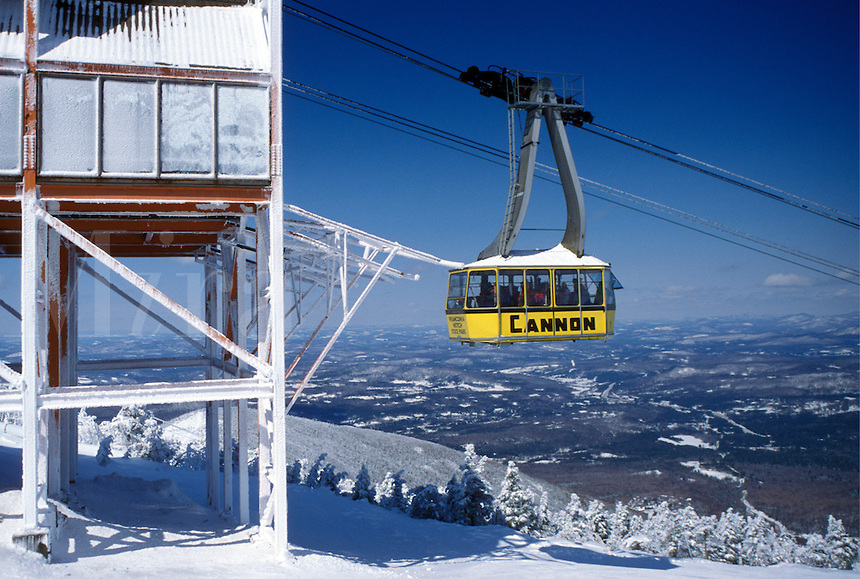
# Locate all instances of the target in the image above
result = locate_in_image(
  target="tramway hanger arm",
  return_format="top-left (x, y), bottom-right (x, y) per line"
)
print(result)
top-left (463, 69), bottom-right (590, 259)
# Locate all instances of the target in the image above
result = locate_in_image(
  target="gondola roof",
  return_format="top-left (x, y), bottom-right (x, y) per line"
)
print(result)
top-left (460, 244), bottom-right (610, 269)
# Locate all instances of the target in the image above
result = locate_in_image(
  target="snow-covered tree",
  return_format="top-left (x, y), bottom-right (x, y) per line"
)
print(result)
top-left (318, 462), bottom-right (347, 494)
top-left (169, 442), bottom-right (205, 470)
top-left (77, 408), bottom-right (102, 444)
top-left (95, 435), bottom-right (112, 466)
top-left (306, 454), bottom-right (328, 488)
top-left (287, 459), bottom-right (304, 484)
top-left (741, 512), bottom-right (779, 566)
top-left (710, 508), bottom-right (744, 565)
top-left (555, 493), bottom-right (591, 542)
top-left (377, 471), bottom-right (407, 512)
top-left (352, 464), bottom-right (375, 503)
top-left (456, 462), bottom-right (494, 526)
top-left (608, 501), bottom-right (631, 549)
top-left (408, 484), bottom-right (445, 520)
top-left (101, 405), bottom-right (174, 462)
top-left (587, 499), bottom-right (610, 543)
top-left (825, 515), bottom-right (858, 570)
top-left (444, 474), bottom-right (466, 524)
top-left (495, 461), bottom-right (538, 533)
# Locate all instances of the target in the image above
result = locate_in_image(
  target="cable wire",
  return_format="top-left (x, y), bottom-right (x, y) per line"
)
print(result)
top-left (580, 124), bottom-right (859, 230)
top-left (282, 2), bottom-right (858, 233)
top-left (283, 1), bottom-right (463, 83)
top-left (282, 82), bottom-right (858, 285)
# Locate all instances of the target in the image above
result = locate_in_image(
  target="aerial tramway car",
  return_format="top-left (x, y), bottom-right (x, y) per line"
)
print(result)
top-left (447, 70), bottom-right (621, 345)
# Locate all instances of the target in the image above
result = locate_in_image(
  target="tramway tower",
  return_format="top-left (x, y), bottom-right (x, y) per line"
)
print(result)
top-left (0, 0), bottom-right (293, 558)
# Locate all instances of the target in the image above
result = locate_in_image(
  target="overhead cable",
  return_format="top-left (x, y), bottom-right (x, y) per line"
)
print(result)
top-left (283, 1), bottom-right (463, 82)
top-left (579, 124), bottom-right (859, 230)
top-left (282, 82), bottom-right (858, 285)
top-left (283, 3), bottom-right (858, 232)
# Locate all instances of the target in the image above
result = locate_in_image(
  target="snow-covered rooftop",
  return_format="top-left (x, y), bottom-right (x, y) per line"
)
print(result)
top-left (461, 244), bottom-right (610, 269)
top-left (0, 0), bottom-right (270, 72)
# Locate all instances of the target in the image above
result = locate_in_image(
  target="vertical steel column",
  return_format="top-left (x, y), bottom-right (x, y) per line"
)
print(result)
top-left (46, 229), bottom-right (62, 498)
top-left (236, 240), bottom-right (250, 525)
top-left (255, 207), bottom-right (273, 531)
top-left (20, 0), bottom-right (45, 532)
top-left (66, 246), bottom-right (79, 484)
top-left (220, 243), bottom-right (236, 517)
top-left (269, 0), bottom-right (287, 553)
top-left (204, 257), bottom-right (220, 511)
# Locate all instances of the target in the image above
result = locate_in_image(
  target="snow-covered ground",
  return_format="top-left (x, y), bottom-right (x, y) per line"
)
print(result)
top-left (0, 423), bottom-right (854, 578)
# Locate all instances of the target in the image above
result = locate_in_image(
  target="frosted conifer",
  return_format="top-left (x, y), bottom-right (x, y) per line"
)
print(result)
top-left (408, 484), bottom-right (444, 520)
top-left (352, 464), bottom-right (375, 502)
top-left (556, 493), bottom-right (590, 541)
top-left (95, 435), bottom-right (112, 466)
top-left (77, 408), bottom-right (102, 444)
top-left (287, 459), bottom-right (304, 484)
top-left (377, 471), bottom-right (407, 511)
top-left (495, 461), bottom-right (537, 533)
top-left (825, 515), bottom-right (857, 570)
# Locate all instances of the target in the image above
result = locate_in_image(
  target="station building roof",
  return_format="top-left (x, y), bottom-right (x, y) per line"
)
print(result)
top-left (0, 0), bottom-right (270, 72)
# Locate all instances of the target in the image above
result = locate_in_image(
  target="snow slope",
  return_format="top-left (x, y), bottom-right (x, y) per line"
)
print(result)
top-left (0, 423), bottom-right (854, 578)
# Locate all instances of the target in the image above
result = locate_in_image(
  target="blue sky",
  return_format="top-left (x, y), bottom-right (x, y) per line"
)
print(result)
top-left (2, 1), bottom-right (854, 337)
top-left (280, 0), bottom-right (859, 328)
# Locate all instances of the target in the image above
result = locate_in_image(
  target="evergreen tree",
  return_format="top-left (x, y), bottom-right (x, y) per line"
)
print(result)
top-left (140, 416), bottom-right (174, 462)
top-left (408, 484), bottom-right (445, 520)
top-left (321, 462), bottom-right (347, 494)
top-left (608, 501), bottom-right (631, 549)
top-left (444, 474), bottom-right (466, 524)
top-left (95, 435), bottom-right (112, 466)
top-left (587, 499), bottom-right (610, 543)
top-left (377, 471), bottom-right (407, 512)
top-left (556, 493), bottom-right (590, 542)
top-left (535, 490), bottom-right (556, 537)
top-left (825, 515), bottom-right (857, 570)
top-left (799, 532), bottom-right (829, 568)
top-left (77, 408), bottom-right (102, 444)
top-left (287, 459), bottom-right (304, 484)
top-left (306, 454), bottom-right (328, 488)
top-left (495, 461), bottom-right (538, 533)
top-left (712, 508), bottom-right (744, 565)
top-left (741, 513), bottom-right (778, 566)
top-left (351, 464), bottom-right (375, 503)
top-left (458, 460), bottom-right (494, 526)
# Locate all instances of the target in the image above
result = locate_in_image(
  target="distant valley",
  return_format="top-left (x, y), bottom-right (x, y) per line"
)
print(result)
top-left (2, 313), bottom-right (856, 536)
top-left (287, 313), bottom-right (859, 536)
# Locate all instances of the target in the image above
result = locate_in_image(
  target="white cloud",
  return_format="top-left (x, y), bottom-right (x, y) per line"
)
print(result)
top-left (763, 273), bottom-right (815, 287)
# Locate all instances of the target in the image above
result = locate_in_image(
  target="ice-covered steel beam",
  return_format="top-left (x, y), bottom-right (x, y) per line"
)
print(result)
top-left (0, 390), bottom-right (22, 413)
top-left (284, 231), bottom-right (414, 281)
top-left (38, 378), bottom-right (270, 410)
top-left (286, 204), bottom-right (464, 269)
top-left (31, 204), bottom-right (271, 378)
top-left (76, 356), bottom-right (213, 372)
top-left (0, 360), bottom-right (22, 388)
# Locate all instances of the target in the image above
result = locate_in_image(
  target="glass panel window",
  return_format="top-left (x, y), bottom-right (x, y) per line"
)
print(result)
top-left (217, 85), bottom-right (268, 177)
top-left (554, 269), bottom-right (579, 306)
top-left (0, 74), bottom-right (21, 174)
top-left (605, 270), bottom-right (616, 308)
top-left (581, 270), bottom-right (604, 306)
top-left (525, 269), bottom-right (550, 307)
top-left (498, 269), bottom-right (524, 307)
top-left (467, 270), bottom-right (496, 308)
top-left (161, 83), bottom-right (213, 174)
top-left (103, 80), bottom-right (156, 174)
top-left (446, 271), bottom-right (467, 309)
top-left (41, 76), bottom-right (97, 174)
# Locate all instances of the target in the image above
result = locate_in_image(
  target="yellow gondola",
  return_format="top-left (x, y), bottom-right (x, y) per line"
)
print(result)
top-left (446, 245), bottom-right (620, 344)
top-left (447, 71), bottom-right (621, 345)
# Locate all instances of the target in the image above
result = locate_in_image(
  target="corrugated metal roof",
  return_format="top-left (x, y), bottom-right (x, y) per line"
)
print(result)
top-left (0, 1), bottom-right (270, 72)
